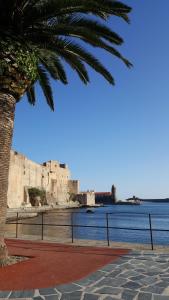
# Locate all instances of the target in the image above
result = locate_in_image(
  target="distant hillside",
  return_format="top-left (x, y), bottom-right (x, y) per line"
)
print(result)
top-left (142, 199), bottom-right (169, 203)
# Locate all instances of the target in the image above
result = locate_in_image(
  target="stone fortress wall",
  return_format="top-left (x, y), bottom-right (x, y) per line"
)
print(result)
top-left (7, 150), bottom-right (79, 208)
top-left (76, 191), bottom-right (95, 206)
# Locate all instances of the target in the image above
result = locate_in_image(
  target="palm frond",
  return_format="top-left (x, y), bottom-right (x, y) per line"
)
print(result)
top-left (24, 0), bottom-right (131, 24)
top-left (37, 49), bottom-right (68, 84)
top-left (33, 37), bottom-right (115, 84)
top-left (37, 65), bottom-right (54, 110)
top-left (26, 84), bottom-right (36, 105)
top-left (0, 0), bottom-right (132, 109)
top-left (32, 22), bottom-right (123, 46)
top-left (42, 48), bottom-right (90, 84)
top-left (63, 16), bottom-right (124, 44)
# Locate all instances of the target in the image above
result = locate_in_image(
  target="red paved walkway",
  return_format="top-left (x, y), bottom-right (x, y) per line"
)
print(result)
top-left (0, 239), bottom-right (130, 290)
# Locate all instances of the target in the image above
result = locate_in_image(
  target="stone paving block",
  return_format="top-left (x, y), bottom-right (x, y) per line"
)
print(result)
top-left (9, 298), bottom-right (33, 300)
top-left (157, 254), bottom-right (169, 258)
top-left (134, 254), bottom-right (145, 258)
top-left (141, 286), bottom-right (165, 295)
top-left (163, 268), bottom-right (169, 274)
top-left (130, 259), bottom-right (144, 265)
top-left (142, 253), bottom-right (157, 256)
top-left (140, 261), bottom-right (154, 267)
top-left (101, 264), bottom-right (118, 272)
top-left (93, 286), bottom-right (122, 295)
top-left (60, 291), bottom-right (82, 300)
top-left (121, 270), bottom-right (140, 278)
top-left (143, 272), bottom-right (161, 277)
top-left (104, 297), bottom-right (123, 300)
top-left (99, 270), bottom-right (109, 274)
top-left (137, 256), bottom-right (149, 260)
top-left (135, 268), bottom-right (148, 273)
top-left (56, 283), bottom-right (82, 293)
top-left (153, 267), bottom-right (163, 274)
top-left (153, 295), bottom-right (169, 300)
top-left (130, 275), bottom-right (146, 281)
top-left (83, 287), bottom-right (95, 293)
top-left (83, 293), bottom-right (100, 300)
top-left (150, 261), bottom-right (163, 268)
top-left (93, 276), bottom-right (127, 287)
top-left (160, 275), bottom-right (169, 279)
top-left (154, 263), bottom-right (167, 268)
top-left (121, 263), bottom-right (135, 270)
top-left (136, 260), bottom-right (150, 270)
top-left (112, 258), bottom-right (128, 265)
top-left (138, 267), bottom-right (153, 273)
top-left (44, 295), bottom-right (60, 300)
top-left (9, 292), bottom-right (22, 299)
top-left (107, 270), bottom-right (124, 278)
top-left (113, 266), bottom-right (125, 272)
top-left (0, 290), bottom-right (11, 298)
top-left (84, 271), bottom-right (105, 281)
top-left (156, 280), bottom-right (169, 288)
top-left (9, 290), bottom-right (34, 298)
top-left (39, 288), bottom-right (58, 295)
top-left (122, 281), bottom-right (141, 290)
top-left (137, 292), bottom-right (152, 300)
top-left (75, 272), bottom-right (105, 287)
top-left (129, 251), bottom-right (141, 256)
top-left (160, 263), bottom-right (169, 269)
top-left (122, 288), bottom-right (138, 300)
top-left (140, 276), bottom-right (159, 285)
top-left (154, 259), bottom-right (164, 262)
top-left (75, 278), bottom-right (95, 287)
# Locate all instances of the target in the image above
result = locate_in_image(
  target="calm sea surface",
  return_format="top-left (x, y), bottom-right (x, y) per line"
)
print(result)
top-left (6, 202), bottom-right (169, 245)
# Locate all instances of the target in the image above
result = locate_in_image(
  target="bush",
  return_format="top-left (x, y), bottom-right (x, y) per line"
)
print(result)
top-left (28, 188), bottom-right (47, 206)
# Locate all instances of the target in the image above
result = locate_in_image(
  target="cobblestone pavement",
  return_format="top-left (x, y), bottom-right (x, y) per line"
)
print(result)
top-left (1, 251), bottom-right (169, 300)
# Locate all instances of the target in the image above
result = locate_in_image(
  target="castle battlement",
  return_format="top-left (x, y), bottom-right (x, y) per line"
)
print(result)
top-left (7, 150), bottom-right (79, 208)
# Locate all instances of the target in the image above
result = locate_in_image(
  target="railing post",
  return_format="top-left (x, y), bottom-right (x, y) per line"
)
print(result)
top-left (149, 214), bottom-right (154, 250)
top-left (16, 212), bottom-right (18, 238)
top-left (106, 213), bottom-right (110, 247)
top-left (71, 212), bottom-right (74, 243)
top-left (41, 212), bottom-right (44, 240)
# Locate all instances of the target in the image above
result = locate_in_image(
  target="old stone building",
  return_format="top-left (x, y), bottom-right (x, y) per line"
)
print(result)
top-left (7, 150), bottom-right (79, 208)
top-left (76, 191), bottom-right (95, 206)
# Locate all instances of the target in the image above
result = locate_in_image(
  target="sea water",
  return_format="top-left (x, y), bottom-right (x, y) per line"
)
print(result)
top-left (72, 202), bottom-right (169, 245)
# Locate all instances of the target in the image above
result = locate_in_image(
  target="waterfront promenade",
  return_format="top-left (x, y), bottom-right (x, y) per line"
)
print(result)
top-left (0, 239), bottom-right (169, 299)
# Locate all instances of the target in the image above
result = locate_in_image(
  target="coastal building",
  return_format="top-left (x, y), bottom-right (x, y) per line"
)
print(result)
top-left (76, 191), bottom-right (95, 206)
top-left (95, 185), bottom-right (117, 205)
top-left (95, 192), bottom-right (112, 204)
top-left (111, 185), bottom-right (117, 203)
top-left (7, 150), bottom-right (79, 208)
top-left (126, 196), bottom-right (141, 204)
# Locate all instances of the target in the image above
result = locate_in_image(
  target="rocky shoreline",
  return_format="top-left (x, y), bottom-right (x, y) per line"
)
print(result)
top-left (6, 204), bottom-right (101, 222)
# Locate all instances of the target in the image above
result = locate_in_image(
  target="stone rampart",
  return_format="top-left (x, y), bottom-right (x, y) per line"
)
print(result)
top-left (7, 150), bottom-right (79, 208)
top-left (76, 191), bottom-right (95, 206)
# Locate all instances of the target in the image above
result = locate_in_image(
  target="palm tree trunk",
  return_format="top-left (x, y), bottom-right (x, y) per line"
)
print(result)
top-left (0, 92), bottom-right (16, 265)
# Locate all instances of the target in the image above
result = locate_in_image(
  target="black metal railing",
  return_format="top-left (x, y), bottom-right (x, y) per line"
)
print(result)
top-left (6, 211), bottom-right (169, 250)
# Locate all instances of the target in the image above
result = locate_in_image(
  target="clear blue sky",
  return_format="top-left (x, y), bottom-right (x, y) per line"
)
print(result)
top-left (12, 0), bottom-right (169, 199)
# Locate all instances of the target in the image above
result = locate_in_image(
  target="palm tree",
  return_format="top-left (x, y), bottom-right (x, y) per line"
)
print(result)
top-left (0, 0), bottom-right (132, 265)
